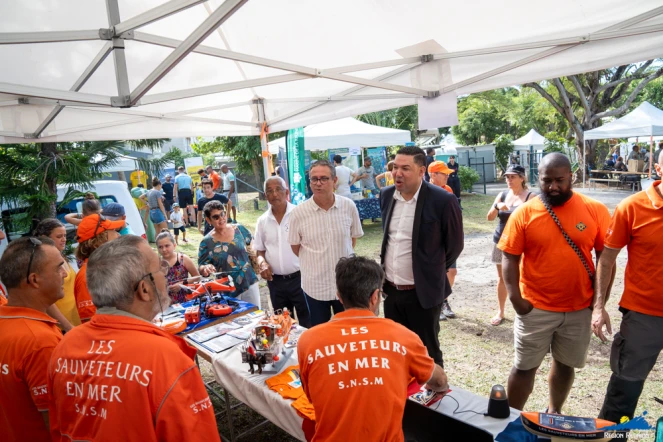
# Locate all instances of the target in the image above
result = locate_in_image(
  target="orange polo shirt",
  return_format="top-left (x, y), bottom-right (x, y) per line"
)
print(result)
top-left (0, 306), bottom-right (63, 442)
top-left (0, 283), bottom-right (6, 306)
top-left (48, 310), bottom-right (221, 442)
top-left (442, 184), bottom-right (453, 193)
top-left (605, 181), bottom-right (663, 317)
top-left (498, 193), bottom-right (611, 312)
top-left (74, 261), bottom-right (96, 321)
top-left (297, 309), bottom-right (435, 442)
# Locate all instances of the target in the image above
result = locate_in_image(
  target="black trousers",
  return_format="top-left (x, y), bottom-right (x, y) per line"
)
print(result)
top-left (383, 283), bottom-right (443, 367)
top-left (448, 177), bottom-right (461, 199)
top-left (266, 273), bottom-right (311, 328)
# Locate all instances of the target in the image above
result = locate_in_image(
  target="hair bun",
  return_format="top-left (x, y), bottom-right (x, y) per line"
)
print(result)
top-left (160, 228), bottom-right (169, 233)
top-left (84, 192), bottom-right (95, 199)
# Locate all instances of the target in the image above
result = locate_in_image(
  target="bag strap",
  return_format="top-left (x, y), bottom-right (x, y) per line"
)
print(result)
top-left (539, 196), bottom-right (594, 279)
top-left (500, 191), bottom-right (507, 203)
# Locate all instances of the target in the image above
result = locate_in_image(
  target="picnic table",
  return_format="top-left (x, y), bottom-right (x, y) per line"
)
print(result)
top-left (588, 170), bottom-right (650, 191)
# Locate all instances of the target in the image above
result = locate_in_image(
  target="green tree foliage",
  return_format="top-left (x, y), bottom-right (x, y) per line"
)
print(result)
top-left (0, 140), bottom-right (175, 226)
top-left (493, 134), bottom-right (514, 173)
top-left (543, 132), bottom-right (566, 153)
top-left (192, 136), bottom-right (264, 191)
top-left (458, 165), bottom-right (480, 192)
top-left (356, 105), bottom-right (419, 141)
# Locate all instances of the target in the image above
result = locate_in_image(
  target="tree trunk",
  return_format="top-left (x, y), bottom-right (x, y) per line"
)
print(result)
top-left (41, 142), bottom-right (58, 219)
top-left (117, 171), bottom-right (127, 185)
top-left (251, 159), bottom-right (265, 200)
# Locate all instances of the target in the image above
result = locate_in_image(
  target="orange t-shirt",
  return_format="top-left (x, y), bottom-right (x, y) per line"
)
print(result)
top-left (210, 171), bottom-right (221, 191)
top-left (442, 184), bottom-right (453, 193)
top-left (0, 306), bottom-right (63, 442)
top-left (605, 181), bottom-right (663, 317)
top-left (48, 312), bottom-right (220, 442)
top-left (498, 193), bottom-right (610, 312)
top-left (266, 365), bottom-right (305, 400)
top-left (74, 261), bottom-right (96, 321)
top-left (297, 309), bottom-right (435, 442)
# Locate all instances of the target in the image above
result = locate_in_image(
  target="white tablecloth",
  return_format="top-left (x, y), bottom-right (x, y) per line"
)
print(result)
top-left (211, 345), bottom-right (306, 441)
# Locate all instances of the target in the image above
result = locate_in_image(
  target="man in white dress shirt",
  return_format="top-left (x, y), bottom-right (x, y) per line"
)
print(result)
top-left (333, 154), bottom-right (353, 198)
top-left (254, 177), bottom-right (311, 328)
top-left (289, 160), bottom-right (364, 326)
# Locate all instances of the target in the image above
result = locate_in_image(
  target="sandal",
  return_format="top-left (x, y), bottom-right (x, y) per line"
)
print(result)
top-left (490, 316), bottom-right (504, 326)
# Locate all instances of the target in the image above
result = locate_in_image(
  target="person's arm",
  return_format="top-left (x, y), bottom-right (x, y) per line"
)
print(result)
top-left (139, 193), bottom-right (147, 202)
top-left (197, 240), bottom-right (216, 276)
top-left (425, 364), bottom-right (449, 393)
top-left (46, 304), bottom-right (74, 332)
top-left (64, 213), bottom-right (83, 226)
top-left (173, 182), bottom-right (179, 200)
top-left (256, 251), bottom-right (273, 281)
top-left (591, 247), bottom-right (619, 342)
top-left (375, 172), bottom-right (386, 189)
top-left (291, 244), bottom-right (301, 257)
top-left (158, 198), bottom-right (167, 219)
top-left (502, 252), bottom-right (533, 315)
top-left (486, 193), bottom-right (503, 221)
top-left (41, 411), bottom-right (50, 430)
top-left (182, 255), bottom-right (201, 278)
top-left (441, 194), bottom-right (463, 268)
top-left (197, 208), bottom-right (204, 233)
top-left (228, 178), bottom-right (235, 197)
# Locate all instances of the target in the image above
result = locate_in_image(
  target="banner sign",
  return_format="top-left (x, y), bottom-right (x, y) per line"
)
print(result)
top-left (286, 127), bottom-right (307, 205)
top-left (366, 146), bottom-right (387, 175)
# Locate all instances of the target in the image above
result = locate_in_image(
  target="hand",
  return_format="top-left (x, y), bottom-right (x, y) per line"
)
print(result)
top-left (511, 297), bottom-right (533, 316)
top-left (198, 227), bottom-right (204, 235)
top-left (426, 370), bottom-right (449, 393)
top-left (168, 284), bottom-right (181, 293)
top-left (259, 265), bottom-right (273, 281)
top-left (496, 202), bottom-right (507, 211)
top-left (200, 264), bottom-right (216, 277)
top-left (591, 307), bottom-right (612, 343)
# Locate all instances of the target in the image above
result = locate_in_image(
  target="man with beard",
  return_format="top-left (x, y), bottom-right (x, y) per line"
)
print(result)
top-left (49, 235), bottom-right (220, 441)
top-left (498, 153), bottom-right (611, 413)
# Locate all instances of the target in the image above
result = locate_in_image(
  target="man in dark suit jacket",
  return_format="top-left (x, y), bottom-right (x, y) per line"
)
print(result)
top-left (380, 146), bottom-right (464, 366)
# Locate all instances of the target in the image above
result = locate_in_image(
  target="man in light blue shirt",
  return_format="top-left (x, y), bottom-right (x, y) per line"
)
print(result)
top-left (221, 164), bottom-right (238, 223)
top-left (173, 166), bottom-right (194, 226)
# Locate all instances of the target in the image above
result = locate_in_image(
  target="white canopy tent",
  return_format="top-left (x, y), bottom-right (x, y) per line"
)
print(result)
top-left (267, 117), bottom-right (410, 153)
top-left (584, 102), bottom-right (663, 140)
top-left (513, 129), bottom-right (546, 147)
top-left (2, 0), bottom-right (663, 180)
top-left (628, 136), bottom-right (663, 142)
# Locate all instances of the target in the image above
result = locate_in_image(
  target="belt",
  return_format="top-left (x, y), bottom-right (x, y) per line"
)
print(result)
top-left (386, 280), bottom-right (415, 291)
top-left (272, 271), bottom-right (300, 280)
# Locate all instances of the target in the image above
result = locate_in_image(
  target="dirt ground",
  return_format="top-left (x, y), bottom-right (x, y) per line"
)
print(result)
top-left (197, 189), bottom-right (662, 441)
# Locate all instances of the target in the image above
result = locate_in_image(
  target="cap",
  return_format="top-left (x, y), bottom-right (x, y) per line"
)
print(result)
top-left (428, 161), bottom-right (454, 175)
top-left (77, 214), bottom-right (125, 242)
top-left (172, 202), bottom-right (180, 208)
top-left (165, 174), bottom-right (172, 179)
top-left (505, 164), bottom-right (526, 175)
top-left (101, 202), bottom-right (125, 218)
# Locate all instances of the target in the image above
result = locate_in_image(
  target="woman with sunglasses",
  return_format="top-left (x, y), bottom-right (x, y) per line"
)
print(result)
top-left (198, 200), bottom-right (260, 307)
top-left (156, 229), bottom-right (200, 304)
top-left (73, 214), bottom-right (125, 322)
top-left (33, 218), bottom-right (81, 328)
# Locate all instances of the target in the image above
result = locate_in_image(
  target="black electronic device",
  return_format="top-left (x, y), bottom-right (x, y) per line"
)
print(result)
top-left (486, 384), bottom-right (510, 419)
top-left (402, 399), bottom-right (493, 442)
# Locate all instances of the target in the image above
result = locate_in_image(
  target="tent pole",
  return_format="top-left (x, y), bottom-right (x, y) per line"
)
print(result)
top-left (650, 136), bottom-right (654, 179)
top-left (583, 139), bottom-right (586, 187)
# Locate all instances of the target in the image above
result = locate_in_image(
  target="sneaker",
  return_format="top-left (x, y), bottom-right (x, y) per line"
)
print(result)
top-left (442, 301), bottom-right (455, 319)
top-left (439, 312), bottom-right (447, 321)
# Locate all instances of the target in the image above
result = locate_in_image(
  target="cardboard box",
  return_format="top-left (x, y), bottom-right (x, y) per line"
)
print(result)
top-left (627, 159), bottom-right (644, 172)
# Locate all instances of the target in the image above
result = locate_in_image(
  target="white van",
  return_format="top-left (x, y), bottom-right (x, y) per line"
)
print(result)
top-left (0, 180), bottom-right (146, 258)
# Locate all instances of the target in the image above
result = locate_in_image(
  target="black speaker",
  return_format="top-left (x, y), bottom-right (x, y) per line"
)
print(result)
top-left (486, 384), bottom-right (510, 419)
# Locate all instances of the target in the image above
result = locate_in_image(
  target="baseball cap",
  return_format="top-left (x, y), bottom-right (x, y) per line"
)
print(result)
top-left (428, 161), bottom-right (454, 175)
top-left (505, 164), bottom-right (526, 175)
top-left (172, 202), bottom-right (180, 208)
top-left (101, 203), bottom-right (125, 220)
top-left (77, 214), bottom-right (125, 242)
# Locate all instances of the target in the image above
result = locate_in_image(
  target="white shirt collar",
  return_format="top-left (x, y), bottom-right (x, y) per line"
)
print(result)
top-left (393, 180), bottom-right (423, 203)
top-left (311, 194), bottom-right (337, 211)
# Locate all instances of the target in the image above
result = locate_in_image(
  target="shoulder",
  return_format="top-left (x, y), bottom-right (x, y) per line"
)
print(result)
top-left (575, 193), bottom-right (610, 215)
top-left (9, 319), bottom-right (62, 354)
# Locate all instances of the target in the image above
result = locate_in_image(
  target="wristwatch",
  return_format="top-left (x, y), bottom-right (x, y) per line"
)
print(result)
top-left (494, 203), bottom-right (499, 211)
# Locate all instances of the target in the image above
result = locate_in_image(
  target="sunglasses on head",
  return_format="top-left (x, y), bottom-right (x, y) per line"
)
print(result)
top-left (26, 237), bottom-right (42, 285)
top-left (93, 214), bottom-right (107, 237)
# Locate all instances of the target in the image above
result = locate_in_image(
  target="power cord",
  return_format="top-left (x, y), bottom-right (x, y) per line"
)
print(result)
top-left (434, 394), bottom-right (485, 416)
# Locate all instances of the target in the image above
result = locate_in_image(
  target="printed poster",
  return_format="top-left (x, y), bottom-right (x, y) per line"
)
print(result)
top-left (286, 127), bottom-right (306, 205)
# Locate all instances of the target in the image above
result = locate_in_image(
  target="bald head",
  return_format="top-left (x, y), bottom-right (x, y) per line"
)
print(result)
top-left (539, 152), bottom-right (571, 173)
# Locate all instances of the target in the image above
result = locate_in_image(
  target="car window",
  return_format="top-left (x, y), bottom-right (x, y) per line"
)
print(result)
top-left (0, 207), bottom-right (31, 242)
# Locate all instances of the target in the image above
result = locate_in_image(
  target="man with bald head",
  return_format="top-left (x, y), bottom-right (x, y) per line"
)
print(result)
top-left (592, 150), bottom-right (663, 422)
top-left (498, 153), bottom-right (611, 412)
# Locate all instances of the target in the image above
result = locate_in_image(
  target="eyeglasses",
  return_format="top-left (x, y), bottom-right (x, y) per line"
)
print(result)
top-left (310, 177), bottom-right (331, 184)
top-left (133, 260), bottom-right (170, 291)
top-left (210, 213), bottom-right (227, 221)
top-left (26, 237), bottom-right (42, 284)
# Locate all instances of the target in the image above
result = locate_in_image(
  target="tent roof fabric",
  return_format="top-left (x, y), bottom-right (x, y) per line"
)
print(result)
top-left (513, 129), bottom-right (545, 146)
top-left (1, 1), bottom-right (663, 144)
top-left (267, 117), bottom-right (410, 153)
top-left (584, 102), bottom-right (663, 140)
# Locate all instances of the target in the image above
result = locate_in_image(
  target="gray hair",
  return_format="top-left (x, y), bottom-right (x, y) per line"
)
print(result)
top-left (263, 176), bottom-right (287, 193)
top-left (310, 159), bottom-right (336, 179)
top-left (335, 256), bottom-right (384, 309)
top-left (87, 235), bottom-right (148, 309)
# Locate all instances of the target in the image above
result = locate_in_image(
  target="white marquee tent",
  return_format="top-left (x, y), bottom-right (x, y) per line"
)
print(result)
top-left (584, 101), bottom-right (663, 140)
top-left (2, 0), bottom-right (663, 179)
top-left (513, 129), bottom-right (546, 147)
top-left (267, 117), bottom-right (410, 153)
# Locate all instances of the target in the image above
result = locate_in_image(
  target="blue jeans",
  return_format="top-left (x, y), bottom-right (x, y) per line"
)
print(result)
top-left (305, 293), bottom-right (344, 327)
